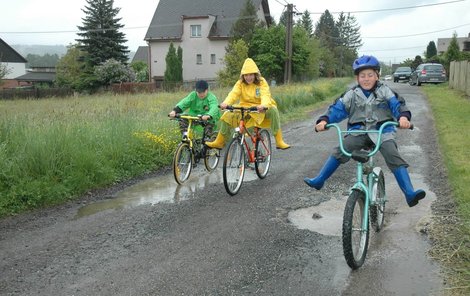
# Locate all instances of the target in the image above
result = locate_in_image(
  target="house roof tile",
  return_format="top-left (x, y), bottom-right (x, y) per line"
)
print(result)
top-left (132, 46), bottom-right (149, 64)
top-left (144, 0), bottom-right (271, 41)
top-left (0, 38), bottom-right (27, 63)
top-left (15, 71), bottom-right (56, 82)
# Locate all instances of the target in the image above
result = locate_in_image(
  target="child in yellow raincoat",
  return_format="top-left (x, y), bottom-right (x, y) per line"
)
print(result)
top-left (206, 58), bottom-right (290, 150)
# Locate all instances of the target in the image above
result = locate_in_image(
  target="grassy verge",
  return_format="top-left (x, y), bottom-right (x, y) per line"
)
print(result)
top-left (421, 83), bottom-right (470, 294)
top-left (0, 78), bottom-right (349, 217)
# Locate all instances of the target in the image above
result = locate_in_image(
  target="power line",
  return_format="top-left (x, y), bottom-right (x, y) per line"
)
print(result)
top-left (364, 45), bottom-right (425, 52)
top-left (308, 0), bottom-right (467, 14)
top-left (363, 23), bottom-right (470, 39)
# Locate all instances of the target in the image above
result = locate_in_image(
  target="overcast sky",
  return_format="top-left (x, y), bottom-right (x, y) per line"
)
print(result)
top-left (1, 0), bottom-right (469, 64)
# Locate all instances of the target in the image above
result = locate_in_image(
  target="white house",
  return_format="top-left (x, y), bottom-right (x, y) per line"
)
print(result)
top-left (0, 38), bottom-right (27, 85)
top-left (437, 33), bottom-right (470, 55)
top-left (144, 0), bottom-right (272, 84)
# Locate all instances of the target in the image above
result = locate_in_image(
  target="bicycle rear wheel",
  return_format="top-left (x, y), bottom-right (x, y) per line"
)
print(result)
top-left (223, 137), bottom-right (245, 195)
top-left (342, 190), bottom-right (369, 269)
top-left (204, 147), bottom-right (220, 171)
top-left (370, 170), bottom-right (386, 232)
top-left (204, 131), bottom-right (220, 171)
top-left (255, 129), bottom-right (272, 179)
top-left (173, 142), bottom-right (193, 184)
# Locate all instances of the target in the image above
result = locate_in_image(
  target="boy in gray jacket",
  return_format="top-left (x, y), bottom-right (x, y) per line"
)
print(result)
top-left (304, 55), bottom-right (425, 207)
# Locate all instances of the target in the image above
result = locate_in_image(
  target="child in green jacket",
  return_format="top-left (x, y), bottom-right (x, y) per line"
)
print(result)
top-left (168, 80), bottom-right (220, 140)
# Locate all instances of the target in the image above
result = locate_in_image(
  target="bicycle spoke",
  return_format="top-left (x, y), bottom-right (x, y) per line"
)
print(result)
top-left (223, 138), bottom-right (245, 195)
top-left (255, 129), bottom-right (271, 179)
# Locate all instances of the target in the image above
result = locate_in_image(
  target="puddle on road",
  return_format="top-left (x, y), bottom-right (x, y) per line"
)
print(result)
top-left (288, 170), bottom-right (435, 236)
top-left (75, 167), bottom-right (260, 219)
top-left (288, 198), bottom-right (345, 236)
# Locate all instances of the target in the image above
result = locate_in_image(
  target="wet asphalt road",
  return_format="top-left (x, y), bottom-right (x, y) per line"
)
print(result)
top-left (0, 81), bottom-right (443, 295)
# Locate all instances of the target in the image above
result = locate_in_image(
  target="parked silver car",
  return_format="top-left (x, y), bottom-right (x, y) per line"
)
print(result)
top-left (409, 63), bottom-right (446, 86)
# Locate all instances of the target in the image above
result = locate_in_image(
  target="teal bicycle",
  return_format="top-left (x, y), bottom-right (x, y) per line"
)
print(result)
top-left (327, 121), bottom-right (402, 269)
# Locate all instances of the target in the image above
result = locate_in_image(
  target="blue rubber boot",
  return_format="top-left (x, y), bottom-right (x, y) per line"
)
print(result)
top-left (304, 156), bottom-right (340, 190)
top-left (393, 166), bottom-right (426, 207)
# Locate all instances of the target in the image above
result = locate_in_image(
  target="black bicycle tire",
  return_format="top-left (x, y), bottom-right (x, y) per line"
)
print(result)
top-left (204, 147), bottom-right (220, 171)
top-left (223, 137), bottom-right (245, 195)
top-left (370, 170), bottom-right (386, 232)
top-left (173, 142), bottom-right (193, 184)
top-left (254, 129), bottom-right (272, 179)
top-left (204, 131), bottom-right (220, 171)
top-left (342, 190), bottom-right (369, 269)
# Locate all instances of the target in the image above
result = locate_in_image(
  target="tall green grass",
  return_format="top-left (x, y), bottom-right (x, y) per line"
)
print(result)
top-left (0, 94), bottom-right (179, 215)
top-left (421, 84), bottom-right (470, 294)
top-left (0, 79), bottom-right (349, 217)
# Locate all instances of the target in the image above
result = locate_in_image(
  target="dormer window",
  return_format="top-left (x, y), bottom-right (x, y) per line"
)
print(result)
top-left (190, 25), bottom-right (202, 38)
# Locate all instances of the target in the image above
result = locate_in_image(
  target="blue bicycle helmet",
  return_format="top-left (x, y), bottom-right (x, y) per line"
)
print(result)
top-left (352, 55), bottom-right (380, 75)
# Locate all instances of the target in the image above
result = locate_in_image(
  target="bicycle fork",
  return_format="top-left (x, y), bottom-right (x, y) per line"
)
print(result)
top-left (352, 162), bottom-right (370, 233)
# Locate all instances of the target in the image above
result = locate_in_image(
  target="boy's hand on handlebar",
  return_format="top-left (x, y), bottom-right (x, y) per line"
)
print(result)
top-left (315, 120), bottom-right (328, 132)
top-left (168, 111), bottom-right (176, 118)
top-left (201, 115), bottom-right (211, 121)
top-left (219, 103), bottom-right (228, 110)
top-left (398, 117), bottom-right (412, 129)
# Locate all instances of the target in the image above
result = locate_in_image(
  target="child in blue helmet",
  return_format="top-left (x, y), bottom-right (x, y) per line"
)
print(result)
top-left (304, 55), bottom-right (426, 207)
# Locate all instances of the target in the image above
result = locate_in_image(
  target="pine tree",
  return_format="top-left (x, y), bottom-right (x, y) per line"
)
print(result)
top-left (298, 10), bottom-right (313, 37)
top-left (446, 32), bottom-right (461, 63)
top-left (336, 12), bottom-right (362, 76)
top-left (177, 46), bottom-right (183, 82)
top-left (336, 12), bottom-right (362, 52)
top-left (230, 0), bottom-right (261, 45)
top-left (426, 41), bottom-right (437, 59)
top-left (76, 0), bottom-right (129, 68)
top-left (164, 42), bottom-right (181, 84)
top-left (313, 10), bottom-right (340, 50)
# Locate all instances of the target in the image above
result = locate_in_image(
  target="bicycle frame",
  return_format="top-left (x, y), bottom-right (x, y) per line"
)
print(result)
top-left (170, 114), bottom-right (219, 184)
top-left (228, 106), bottom-right (270, 163)
top-left (327, 121), bottom-right (398, 231)
top-left (176, 114), bottom-right (202, 148)
top-left (222, 105), bottom-right (272, 195)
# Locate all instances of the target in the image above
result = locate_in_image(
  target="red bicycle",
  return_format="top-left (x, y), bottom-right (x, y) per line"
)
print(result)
top-left (222, 106), bottom-right (272, 195)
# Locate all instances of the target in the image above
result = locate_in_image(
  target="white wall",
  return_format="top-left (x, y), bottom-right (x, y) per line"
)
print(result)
top-left (148, 17), bottom-right (228, 81)
top-left (2, 62), bottom-right (26, 79)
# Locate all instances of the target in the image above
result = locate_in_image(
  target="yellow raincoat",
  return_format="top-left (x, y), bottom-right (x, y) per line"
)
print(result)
top-left (221, 58), bottom-right (276, 129)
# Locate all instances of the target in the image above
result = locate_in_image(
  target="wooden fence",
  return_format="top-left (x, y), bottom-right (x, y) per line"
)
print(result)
top-left (0, 87), bottom-right (73, 100)
top-left (449, 61), bottom-right (470, 96)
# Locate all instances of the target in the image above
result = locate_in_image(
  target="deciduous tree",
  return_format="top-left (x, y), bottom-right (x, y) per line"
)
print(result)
top-left (94, 58), bottom-right (135, 86)
top-left (55, 44), bottom-right (86, 90)
top-left (217, 39), bottom-right (249, 86)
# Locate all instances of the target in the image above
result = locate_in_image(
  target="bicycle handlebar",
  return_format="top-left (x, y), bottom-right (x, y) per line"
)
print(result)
top-left (168, 113), bottom-right (208, 125)
top-left (326, 121), bottom-right (402, 157)
top-left (221, 105), bottom-right (268, 112)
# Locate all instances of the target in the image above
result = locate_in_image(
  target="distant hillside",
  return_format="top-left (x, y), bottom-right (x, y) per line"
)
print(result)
top-left (11, 44), bottom-right (136, 62)
top-left (11, 44), bottom-right (68, 57)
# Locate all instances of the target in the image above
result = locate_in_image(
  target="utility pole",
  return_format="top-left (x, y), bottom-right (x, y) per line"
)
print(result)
top-left (283, 3), bottom-right (293, 84)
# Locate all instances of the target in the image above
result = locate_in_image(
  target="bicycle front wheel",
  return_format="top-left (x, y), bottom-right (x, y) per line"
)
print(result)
top-left (255, 129), bottom-right (272, 179)
top-left (173, 142), bottom-right (193, 184)
top-left (342, 190), bottom-right (369, 269)
top-left (370, 170), bottom-right (386, 232)
top-left (223, 137), bottom-right (245, 195)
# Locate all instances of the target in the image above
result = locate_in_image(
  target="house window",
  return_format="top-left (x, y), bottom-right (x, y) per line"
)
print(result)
top-left (190, 25), bottom-right (202, 37)
top-left (196, 54), bottom-right (202, 65)
top-left (210, 54), bottom-right (216, 64)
